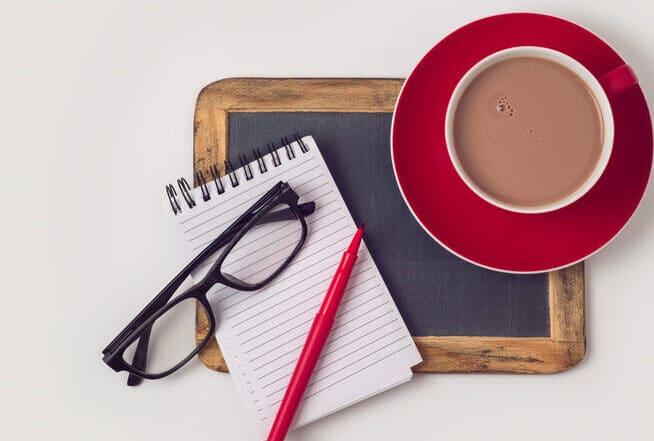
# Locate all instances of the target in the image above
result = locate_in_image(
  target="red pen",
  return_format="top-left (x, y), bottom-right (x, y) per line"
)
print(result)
top-left (266, 225), bottom-right (364, 441)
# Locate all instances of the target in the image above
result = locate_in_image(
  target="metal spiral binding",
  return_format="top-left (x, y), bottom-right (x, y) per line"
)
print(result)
top-left (210, 164), bottom-right (225, 194)
top-left (195, 170), bottom-right (210, 201)
top-left (283, 137), bottom-right (296, 160)
top-left (166, 133), bottom-right (310, 214)
top-left (294, 133), bottom-right (309, 153)
top-left (224, 159), bottom-right (239, 188)
top-left (267, 142), bottom-right (281, 167)
top-left (239, 153), bottom-right (254, 180)
top-left (177, 177), bottom-right (195, 208)
top-left (253, 148), bottom-right (267, 173)
top-left (166, 184), bottom-right (181, 215)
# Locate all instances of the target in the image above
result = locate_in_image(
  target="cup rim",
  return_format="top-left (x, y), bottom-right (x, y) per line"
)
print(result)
top-left (444, 46), bottom-right (615, 214)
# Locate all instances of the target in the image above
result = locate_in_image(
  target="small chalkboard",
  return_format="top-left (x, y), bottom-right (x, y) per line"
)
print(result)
top-left (193, 79), bottom-right (585, 374)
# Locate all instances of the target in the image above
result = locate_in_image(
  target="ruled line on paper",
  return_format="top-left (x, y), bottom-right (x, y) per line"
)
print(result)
top-left (302, 344), bottom-right (414, 401)
top-left (237, 280), bottom-right (386, 350)
top-left (270, 341), bottom-right (414, 405)
top-left (260, 325), bottom-right (404, 389)
top-left (233, 275), bottom-right (377, 336)
top-left (237, 285), bottom-right (383, 348)
top-left (254, 316), bottom-right (399, 380)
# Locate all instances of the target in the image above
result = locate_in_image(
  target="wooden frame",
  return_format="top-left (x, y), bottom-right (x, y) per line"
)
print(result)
top-left (193, 78), bottom-right (586, 374)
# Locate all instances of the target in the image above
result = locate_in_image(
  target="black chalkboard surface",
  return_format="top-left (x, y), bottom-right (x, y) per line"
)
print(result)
top-left (192, 78), bottom-right (585, 374)
top-left (228, 112), bottom-right (549, 337)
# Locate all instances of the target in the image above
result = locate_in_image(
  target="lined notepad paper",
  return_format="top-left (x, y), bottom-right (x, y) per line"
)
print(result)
top-left (167, 136), bottom-right (421, 438)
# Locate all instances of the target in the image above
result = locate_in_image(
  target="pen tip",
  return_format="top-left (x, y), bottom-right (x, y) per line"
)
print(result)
top-left (347, 225), bottom-right (364, 253)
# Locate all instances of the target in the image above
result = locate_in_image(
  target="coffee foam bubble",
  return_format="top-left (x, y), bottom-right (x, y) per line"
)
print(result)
top-left (496, 97), bottom-right (515, 117)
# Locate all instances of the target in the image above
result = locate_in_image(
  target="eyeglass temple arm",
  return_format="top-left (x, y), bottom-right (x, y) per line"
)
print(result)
top-left (124, 201), bottom-right (315, 385)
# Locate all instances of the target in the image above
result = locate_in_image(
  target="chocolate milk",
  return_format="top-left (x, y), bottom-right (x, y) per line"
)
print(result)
top-left (452, 57), bottom-right (604, 208)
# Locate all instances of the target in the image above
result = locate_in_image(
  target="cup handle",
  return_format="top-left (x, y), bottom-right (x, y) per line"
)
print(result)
top-left (598, 64), bottom-right (638, 98)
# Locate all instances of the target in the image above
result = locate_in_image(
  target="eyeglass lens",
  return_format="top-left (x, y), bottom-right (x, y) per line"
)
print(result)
top-left (220, 202), bottom-right (304, 285)
top-left (122, 298), bottom-right (211, 375)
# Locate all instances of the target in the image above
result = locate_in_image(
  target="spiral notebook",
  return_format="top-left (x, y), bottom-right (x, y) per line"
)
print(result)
top-left (165, 135), bottom-right (421, 438)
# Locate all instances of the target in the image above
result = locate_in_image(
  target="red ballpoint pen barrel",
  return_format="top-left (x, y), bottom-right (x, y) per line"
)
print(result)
top-left (266, 226), bottom-right (364, 441)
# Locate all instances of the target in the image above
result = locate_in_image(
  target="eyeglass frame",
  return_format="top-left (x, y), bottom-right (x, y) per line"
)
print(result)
top-left (102, 181), bottom-right (311, 383)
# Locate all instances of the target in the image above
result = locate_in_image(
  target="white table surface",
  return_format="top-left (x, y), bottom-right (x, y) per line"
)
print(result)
top-left (2, 0), bottom-right (653, 439)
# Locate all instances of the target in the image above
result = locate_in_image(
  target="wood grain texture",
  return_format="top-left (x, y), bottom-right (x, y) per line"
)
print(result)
top-left (549, 262), bottom-right (586, 342)
top-left (413, 337), bottom-right (584, 374)
top-left (194, 105), bottom-right (227, 181)
top-left (193, 78), bottom-right (586, 374)
top-left (196, 303), bottom-right (228, 372)
top-left (196, 78), bottom-right (403, 112)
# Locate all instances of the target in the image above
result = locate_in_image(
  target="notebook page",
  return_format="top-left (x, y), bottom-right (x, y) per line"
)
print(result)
top-left (169, 136), bottom-right (421, 438)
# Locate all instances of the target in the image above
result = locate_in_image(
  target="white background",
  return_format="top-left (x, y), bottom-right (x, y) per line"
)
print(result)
top-left (1, 1), bottom-right (653, 440)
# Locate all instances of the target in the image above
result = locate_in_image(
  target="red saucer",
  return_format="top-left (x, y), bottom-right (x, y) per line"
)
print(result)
top-left (391, 13), bottom-right (652, 273)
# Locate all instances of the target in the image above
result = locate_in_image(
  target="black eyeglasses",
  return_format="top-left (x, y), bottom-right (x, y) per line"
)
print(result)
top-left (102, 181), bottom-right (313, 385)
